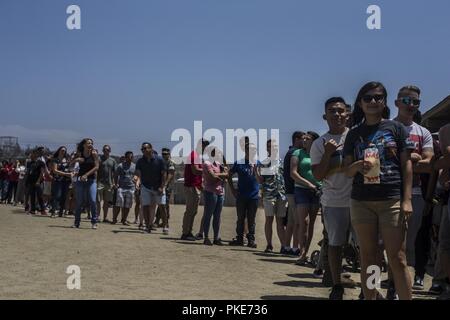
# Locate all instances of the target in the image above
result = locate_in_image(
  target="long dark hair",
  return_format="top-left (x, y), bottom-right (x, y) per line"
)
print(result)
top-left (77, 138), bottom-right (93, 154)
top-left (53, 146), bottom-right (68, 159)
top-left (352, 82), bottom-right (390, 127)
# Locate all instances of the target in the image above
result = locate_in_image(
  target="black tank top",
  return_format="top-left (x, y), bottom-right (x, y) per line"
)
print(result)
top-left (78, 154), bottom-right (96, 179)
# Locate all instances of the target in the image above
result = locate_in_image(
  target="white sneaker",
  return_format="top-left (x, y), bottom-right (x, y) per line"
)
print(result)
top-left (163, 228), bottom-right (169, 235)
top-left (92, 224), bottom-right (98, 230)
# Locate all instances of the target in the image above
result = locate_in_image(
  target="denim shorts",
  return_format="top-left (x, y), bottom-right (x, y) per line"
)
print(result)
top-left (140, 185), bottom-right (162, 206)
top-left (294, 187), bottom-right (320, 207)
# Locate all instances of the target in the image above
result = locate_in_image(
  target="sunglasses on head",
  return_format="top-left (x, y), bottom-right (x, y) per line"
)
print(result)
top-left (362, 94), bottom-right (385, 103)
top-left (400, 96), bottom-right (421, 107)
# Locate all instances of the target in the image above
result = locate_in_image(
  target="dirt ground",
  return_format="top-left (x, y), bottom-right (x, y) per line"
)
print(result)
top-left (0, 204), bottom-right (434, 300)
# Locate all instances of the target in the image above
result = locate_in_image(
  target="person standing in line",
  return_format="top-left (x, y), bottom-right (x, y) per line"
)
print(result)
top-left (6, 160), bottom-right (19, 205)
top-left (393, 85), bottom-right (434, 290)
top-left (71, 138), bottom-right (100, 229)
top-left (201, 146), bottom-right (228, 245)
top-left (283, 131), bottom-right (305, 256)
top-left (50, 146), bottom-right (73, 218)
top-left (343, 81), bottom-right (414, 300)
top-left (290, 131), bottom-right (322, 265)
top-left (26, 147), bottom-right (48, 215)
top-left (134, 142), bottom-right (167, 234)
top-left (256, 139), bottom-right (288, 254)
top-left (15, 160), bottom-right (27, 206)
top-left (310, 97), bottom-right (354, 300)
top-left (0, 160), bottom-right (10, 203)
top-left (158, 148), bottom-right (176, 235)
top-left (112, 151), bottom-right (136, 226)
top-left (96, 145), bottom-right (117, 223)
top-left (228, 142), bottom-right (260, 248)
top-left (180, 139), bottom-right (209, 241)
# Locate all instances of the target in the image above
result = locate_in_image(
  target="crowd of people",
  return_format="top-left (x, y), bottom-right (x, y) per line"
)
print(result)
top-left (1, 82), bottom-right (449, 300)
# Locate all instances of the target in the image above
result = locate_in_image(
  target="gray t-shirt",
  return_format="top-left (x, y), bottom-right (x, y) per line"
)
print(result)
top-left (98, 156), bottom-right (117, 186)
top-left (310, 129), bottom-right (352, 207)
top-left (116, 162), bottom-right (136, 190)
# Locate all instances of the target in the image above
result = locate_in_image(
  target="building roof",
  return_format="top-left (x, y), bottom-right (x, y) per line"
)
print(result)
top-left (421, 95), bottom-right (450, 133)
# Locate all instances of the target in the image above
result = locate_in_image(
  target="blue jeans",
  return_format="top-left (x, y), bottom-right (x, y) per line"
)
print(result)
top-left (74, 180), bottom-right (98, 226)
top-left (51, 180), bottom-right (70, 214)
top-left (0, 179), bottom-right (9, 201)
top-left (202, 191), bottom-right (224, 240)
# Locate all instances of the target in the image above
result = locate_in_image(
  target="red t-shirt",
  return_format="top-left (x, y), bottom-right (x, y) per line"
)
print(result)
top-left (184, 151), bottom-right (202, 188)
top-left (9, 167), bottom-right (19, 182)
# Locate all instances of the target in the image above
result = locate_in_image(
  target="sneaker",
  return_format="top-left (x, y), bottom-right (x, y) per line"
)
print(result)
top-left (312, 269), bottom-right (324, 278)
top-left (386, 285), bottom-right (399, 300)
top-left (111, 220), bottom-right (117, 225)
top-left (41, 210), bottom-right (48, 216)
top-left (195, 233), bottom-right (204, 240)
top-left (144, 228), bottom-right (151, 234)
top-left (122, 221), bottom-right (130, 226)
top-left (247, 241), bottom-right (257, 249)
top-left (163, 228), bottom-right (169, 235)
top-left (413, 275), bottom-right (424, 290)
top-left (213, 239), bottom-right (224, 246)
top-left (133, 219), bottom-right (139, 224)
top-left (295, 256), bottom-right (308, 266)
top-left (229, 238), bottom-right (244, 246)
top-left (329, 284), bottom-right (344, 300)
top-left (280, 247), bottom-right (290, 255)
top-left (264, 245), bottom-right (273, 253)
top-left (92, 224), bottom-right (98, 230)
top-left (290, 248), bottom-right (301, 256)
top-left (180, 234), bottom-right (196, 241)
top-left (71, 224), bottom-right (79, 229)
top-left (50, 214), bottom-right (57, 218)
top-left (204, 238), bottom-right (213, 246)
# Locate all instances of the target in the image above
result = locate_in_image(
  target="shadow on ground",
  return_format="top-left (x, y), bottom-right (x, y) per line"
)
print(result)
top-left (273, 280), bottom-right (324, 289)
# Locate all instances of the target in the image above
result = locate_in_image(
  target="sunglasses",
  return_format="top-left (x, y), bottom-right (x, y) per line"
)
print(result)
top-left (399, 97), bottom-right (421, 107)
top-left (162, 153), bottom-right (170, 156)
top-left (362, 94), bottom-right (385, 103)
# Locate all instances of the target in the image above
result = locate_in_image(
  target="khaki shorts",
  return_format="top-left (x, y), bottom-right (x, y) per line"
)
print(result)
top-left (286, 194), bottom-right (297, 225)
top-left (263, 198), bottom-right (287, 218)
top-left (351, 199), bottom-right (405, 229)
top-left (97, 184), bottom-right (114, 204)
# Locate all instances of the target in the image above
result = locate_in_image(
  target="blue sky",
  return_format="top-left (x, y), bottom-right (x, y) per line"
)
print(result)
top-left (1, 0), bottom-right (449, 155)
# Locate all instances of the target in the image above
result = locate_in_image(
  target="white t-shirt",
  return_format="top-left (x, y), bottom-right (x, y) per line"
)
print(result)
top-left (310, 128), bottom-right (352, 207)
top-left (401, 121), bottom-right (433, 195)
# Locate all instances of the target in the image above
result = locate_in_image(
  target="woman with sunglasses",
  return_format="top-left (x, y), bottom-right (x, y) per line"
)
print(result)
top-left (50, 146), bottom-right (73, 218)
top-left (343, 81), bottom-right (414, 300)
top-left (71, 138), bottom-right (100, 229)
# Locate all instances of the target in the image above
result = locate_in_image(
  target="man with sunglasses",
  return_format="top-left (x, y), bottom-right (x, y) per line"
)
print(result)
top-left (134, 142), bottom-right (167, 234)
top-left (96, 145), bottom-right (117, 223)
top-left (394, 85), bottom-right (434, 291)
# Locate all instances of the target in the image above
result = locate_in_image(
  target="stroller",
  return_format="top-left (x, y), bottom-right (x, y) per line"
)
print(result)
top-left (310, 231), bottom-right (361, 273)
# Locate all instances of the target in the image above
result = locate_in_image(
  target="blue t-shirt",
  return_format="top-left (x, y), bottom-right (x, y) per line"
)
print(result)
top-left (230, 160), bottom-right (260, 200)
top-left (136, 153), bottom-right (167, 190)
